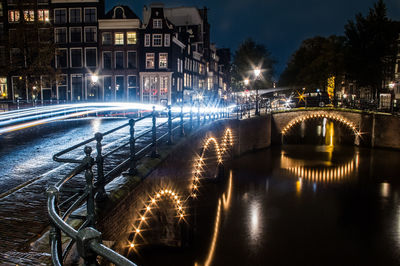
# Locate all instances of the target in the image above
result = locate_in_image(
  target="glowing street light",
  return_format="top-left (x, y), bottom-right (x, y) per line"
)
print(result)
top-left (244, 79), bottom-right (250, 86)
top-left (91, 74), bottom-right (99, 83)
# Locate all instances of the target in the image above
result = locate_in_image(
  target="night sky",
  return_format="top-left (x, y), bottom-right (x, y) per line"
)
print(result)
top-left (107, 0), bottom-right (400, 78)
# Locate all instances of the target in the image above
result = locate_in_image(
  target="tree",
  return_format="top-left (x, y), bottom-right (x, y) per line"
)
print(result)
top-left (279, 35), bottom-right (346, 91)
top-left (344, 0), bottom-right (399, 100)
top-left (231, 38), bottom-right (275, 91)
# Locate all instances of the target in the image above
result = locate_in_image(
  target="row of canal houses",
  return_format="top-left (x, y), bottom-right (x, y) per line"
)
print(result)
top-left (0, 0), bottom-right (231, 105)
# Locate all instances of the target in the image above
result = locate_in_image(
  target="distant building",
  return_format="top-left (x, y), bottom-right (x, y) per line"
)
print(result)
top-left (0, 1), bottom-right (231, 105)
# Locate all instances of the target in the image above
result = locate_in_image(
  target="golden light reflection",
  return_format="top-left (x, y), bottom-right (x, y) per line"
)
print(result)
top-left (380, 182), bottom-right (390, 198)
top-left (281, 153), bottom-right (359, 184)
top-left (196, 171), bottom-right (233, 266)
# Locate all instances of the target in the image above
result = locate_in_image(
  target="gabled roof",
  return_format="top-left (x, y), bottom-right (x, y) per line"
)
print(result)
top-left (104, 5), bottom-right (139, 20)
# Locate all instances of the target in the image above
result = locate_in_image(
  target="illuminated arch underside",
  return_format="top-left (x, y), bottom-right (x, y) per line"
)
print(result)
top-left (281, 112), bottom-right (359, 135)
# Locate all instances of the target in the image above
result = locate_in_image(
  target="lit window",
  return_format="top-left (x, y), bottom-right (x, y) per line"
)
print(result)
top-left (24, 10), bottom-right (34, 22)
top-left (38, 9), bottom-right (49, 22)
top-left (146, 53), bottom-right (154, 69)
top-left (144, 34), bottom-right (150, 47)
top-left (153, 19), bottom-right (162, 29)
top-left (114, 33), bottom-right (124, 45)
top-left (159, 53), bottom-right (168, 68)
top-left (0, 77), bottom-right (7, 99)
top-left (127, 32), bottom-right (137, 45)
top-left (160, 76), bottom-right (168, 97)
top-left (8, 11), bottom-right (18, 23)
top-left (164, 34), bottom-right (170, 47)
top-left (152, 34), bottom-right (162, 47)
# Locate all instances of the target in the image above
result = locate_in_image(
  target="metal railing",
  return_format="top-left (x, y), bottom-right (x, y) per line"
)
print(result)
top-left (47, 104), bottom-right (231, 265)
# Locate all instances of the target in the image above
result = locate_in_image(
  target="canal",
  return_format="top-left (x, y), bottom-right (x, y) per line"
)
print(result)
top-left (128, 120), bottom-right (400, 266)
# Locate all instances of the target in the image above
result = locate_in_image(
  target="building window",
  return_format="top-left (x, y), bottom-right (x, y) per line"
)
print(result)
top-left (0, 3), bottom-right (3, 17)
top-left (128, 75), bottom-right (137, 88)
top-left (56, 48), bottom-right (67, 68)
top-left (146, 53), bottom-right (154, 69)
top-left (70, 48), bottom-right (82, 68)
top-left (160, 76), bottom-right (168, 98)
top-left (103, 51), bottom-right (112, 69)
top-left (69, 8), bottom-right (81, 23)
top-left (84, 8), bottom-right (96, 23)
top-left (84, 27), bottom-right (96, 42)
top-left (115, 76), bottom-right (124, 100)
top-left (104, 76), bottom-right (112, 101)
top-left (23, 10), bottom-right (34, 22)
top-left (102, 32), bottom-right (112, 45)
top-left (70, 27), bottom-right (81, 43)
top-left (127, 32), bottom-right (137, 45)
top-left (153, 19), bottom-right (162, 29)
top-left (85, 48), bottom-right (96, 67)
top-left (0, 47), bottom-right (5, 67)
top-left (8, 10), bottom-right (19, 22)
top-left (114, 32), bottom-right (124, 45)
top-left (55, 28), bottom-right (66, 43)
top-left (152, 34), bottom-right (162, 47)
top-left (159, 53), bottom-right (168, 68)
top-left (54, 9), bottom-right (66, 24)
top-left (115, 51), bottom-right (124, 69)
top-left (144, 34), bottom-right (150, 47)
top-left (57, 75), bottom-right (68, 101)
top-left (0, 77), bottom-right (6, 99)
top-left (127, 51), bottom-right (137, 69)
top-left (164, 34), bottom-right (170, 47)
top-left (38, 9), bottom-right (49, 22)
top-left (71, 75), bottom-right (83, 100)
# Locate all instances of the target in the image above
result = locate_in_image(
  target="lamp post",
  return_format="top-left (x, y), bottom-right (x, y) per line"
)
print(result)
top-left (254, 68), bottom-right (261, 116)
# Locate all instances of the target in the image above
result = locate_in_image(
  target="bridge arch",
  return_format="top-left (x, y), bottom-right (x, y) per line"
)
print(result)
top-left (280, 111), bottom-right (360, 136)
top-left (190, 128), bottom-right (235, 197)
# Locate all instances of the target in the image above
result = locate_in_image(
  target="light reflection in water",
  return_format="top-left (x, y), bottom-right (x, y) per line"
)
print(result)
top-left (281, 150), bottom-right (359, 184)
top-left (91, 118), bottom-right (101, 133)
top-left (196, 171), bottom-right (233, 266)
top-left (248, 199), bottom-right (263, 246)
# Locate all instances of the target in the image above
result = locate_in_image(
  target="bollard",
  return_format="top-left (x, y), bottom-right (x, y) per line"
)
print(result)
top-left (151, 106), bottom-right (159, 158)
top-left (128, 119), bottom-right (137, 175)
top-left (84, 146), bottom-right (95, 227)
top-left (168, 105), bottom-right (173, 145)
top-left (94, 133), bottom-right (106, 201)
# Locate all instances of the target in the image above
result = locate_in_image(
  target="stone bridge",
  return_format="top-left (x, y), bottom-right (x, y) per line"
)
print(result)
top-left (271, 108), bottom-right (400, 149)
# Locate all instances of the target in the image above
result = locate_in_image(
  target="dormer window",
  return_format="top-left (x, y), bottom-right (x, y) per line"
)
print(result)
top-left (153, 19), bottom-right (162, 29)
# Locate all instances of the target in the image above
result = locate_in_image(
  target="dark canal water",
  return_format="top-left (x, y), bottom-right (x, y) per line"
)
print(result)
top-left (129, 120), bottom-right (400, 266)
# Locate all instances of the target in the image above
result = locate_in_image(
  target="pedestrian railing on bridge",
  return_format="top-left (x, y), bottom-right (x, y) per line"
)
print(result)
top-left (46, 105), bottom-right (231, 265)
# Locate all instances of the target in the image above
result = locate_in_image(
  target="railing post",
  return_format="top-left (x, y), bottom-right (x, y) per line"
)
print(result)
top-left (168, 105), bottom-right (173, 145)
top-left (151, 106), bottom-right (159, 158)
top-left (94, 133), bottom-right (106, 202)
top-left (84, 146), bottom-right (96, 228)
top-left (47, 187), bottom-right (62, 263)
top-left (128, 119), bottom-right (137, 175)
top-left (180, 105), bottom-right (185, 137)
top-left (240, 104), bottom-right (243, 119)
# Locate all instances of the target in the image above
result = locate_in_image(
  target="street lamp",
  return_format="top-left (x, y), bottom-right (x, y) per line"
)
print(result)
top-left (254, 68), bottom-right (261, 116)
top-left (91, 74), bottom-right (99, 101)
